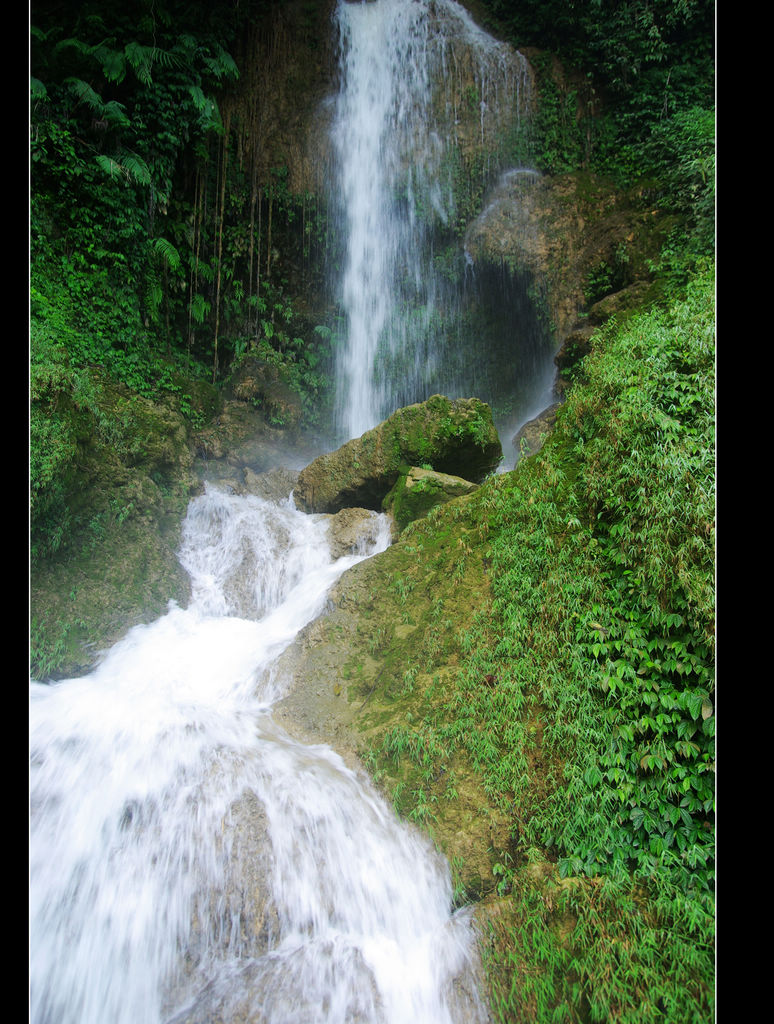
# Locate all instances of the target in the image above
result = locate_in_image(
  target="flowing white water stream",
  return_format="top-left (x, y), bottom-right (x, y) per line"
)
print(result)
top-left (29, 485), bottom-right (489, 1024)
top-left (331, 0), bottom-right (533, 441)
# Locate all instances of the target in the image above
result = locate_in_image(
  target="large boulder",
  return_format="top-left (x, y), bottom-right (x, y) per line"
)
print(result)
top-left (325, 507), bottom-right (392, 558)
top-left (464, 169), bottom-right (667, 349)
top-left (293, 395), bottom-right (502, 513)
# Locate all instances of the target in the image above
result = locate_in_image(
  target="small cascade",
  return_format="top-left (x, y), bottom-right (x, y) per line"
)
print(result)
top-left (330, 0), bottom-right (537, 441)
top-left (29, 486), bottom-right (489, 1024)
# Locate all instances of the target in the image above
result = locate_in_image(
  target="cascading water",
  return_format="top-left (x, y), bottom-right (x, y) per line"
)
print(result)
top-left (330, 0), bottom-right (543, 442)
top-left (29, 485), bottom-right (490, 1024)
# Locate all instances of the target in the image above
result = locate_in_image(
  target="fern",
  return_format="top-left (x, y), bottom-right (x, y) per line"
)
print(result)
top-left (151, 237), bottom-right (181, 272)
top-left (101, 100), bottom-right (130, 127)
top-left (189, 294), bottom-right (211, 324)
top-left (202, 46), bottom-right (239, 81)
top-left (195, 260), bottom-right (216, 285)
top-left (146, 47), bottom-right (185, 72)
top-left (30, 77), bottom-right (48, 100)
top-left (64, 77), bottom-right (104, 111)
top-left (187, 84), bottom-right (207, 111)
top-left (123, 41), bottom-right (184, 84)
top-left (123, 41), bottom-right (153, 85)
top-left (144, 277), bottom-right (164, 317)
top-left (95, 152), bottom-right (151, 187)
top-left (95, 154), bottom-right (122, 178)
top-left (92, 43), bottom-right (127, 84)
top-left (53, 37), bottom-right (93, 59)
top-left (120, 154), bottom-right (151, 185)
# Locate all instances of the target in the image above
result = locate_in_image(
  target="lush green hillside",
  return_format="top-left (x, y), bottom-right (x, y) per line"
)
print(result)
top-left (472, 273), bottom-right (714, 1021)
top-left (356, 272), bottom-right (715, 1022)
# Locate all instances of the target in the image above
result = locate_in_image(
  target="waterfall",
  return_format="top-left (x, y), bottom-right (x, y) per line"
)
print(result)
top-left (330, 0), bottom-right (537, 442)
top-left (29, 486), bottom-right (490, 1024)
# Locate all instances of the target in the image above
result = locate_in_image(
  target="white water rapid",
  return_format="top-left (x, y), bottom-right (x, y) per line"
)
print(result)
top-left (331, 0), bottom-right (534, 441)
top-left (29, 485), bottom-right (490, 1024)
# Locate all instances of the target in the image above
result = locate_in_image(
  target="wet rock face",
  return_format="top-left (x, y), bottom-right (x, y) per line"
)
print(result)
top-left (512, 404), bottom-right (561, 463)
top-left (325, 507), bottom-right (395, 558)
top-left (226, 356), bottom-right (304, 432)
top-left (293, 395), bottom-right (502, 514)
top-left (465, 169), bottom-right (667, 348)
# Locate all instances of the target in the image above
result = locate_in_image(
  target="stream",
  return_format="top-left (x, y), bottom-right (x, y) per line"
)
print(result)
top-left (29, 484), bottom-right (491, 1024)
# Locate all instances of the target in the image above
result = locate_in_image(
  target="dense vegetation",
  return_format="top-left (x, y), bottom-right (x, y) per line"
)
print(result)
top-left (477, 0), bottom-right (715, 293)
top-left (364, 271), bottom-right (714, 1022)
top-left (30, 0), bottom-right (335, 564)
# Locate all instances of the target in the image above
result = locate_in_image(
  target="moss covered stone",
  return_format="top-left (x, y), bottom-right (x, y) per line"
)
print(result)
top-left (383, 466), bottom-right (479, 532)
top-left (293, 395), bottom-right (502, 513)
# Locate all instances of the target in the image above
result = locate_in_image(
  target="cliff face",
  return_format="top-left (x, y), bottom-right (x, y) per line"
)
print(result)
top-left (464, 168), bottom-right (670, 347)
top-left (220, 0), bottom-right (339, 196)
top-left (262, 2), bottom-right (669, 394)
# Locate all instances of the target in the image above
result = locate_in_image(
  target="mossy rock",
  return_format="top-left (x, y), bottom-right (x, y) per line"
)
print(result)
top-left (30, 371), bottom-right (201, 679)
top-left (226, 355), bottom-right (303, 430)
top-left (383, 467), bottom-right (479, 532)
top-left (294, 395), bottom-right (502, 513)
top-left (512, 404), bottom-right (561, 463)
top-left (587, 279), bottom-right (655, 325)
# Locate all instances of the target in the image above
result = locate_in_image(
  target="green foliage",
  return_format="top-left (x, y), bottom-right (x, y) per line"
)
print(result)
top-left (584, 243), bottom-right (632, 305)
top-left (525, 54), bottom-right (588, 175)
top-left (551, 278), bottom-right (715, 897)
top-left (476, 0), bottom-right (715, 257)
top-left (485, 869), bottom-right (713, 1023)
top-left (375, 271), bottom-right (715, 1020)
top-left (30, 0), bottom-right (338, 562)
top-left (233, 281), bottom-right (334, 426)
top-left (31, 0), bottom-right (335, 401)
top-left (484, 275), bottom-right (716, 889)
top-left (478, 0), bottom-right (713, 115)
top-left (644, 106), bottom-right (715, 294)
top-left (646, 107), bottom-right (715, 226)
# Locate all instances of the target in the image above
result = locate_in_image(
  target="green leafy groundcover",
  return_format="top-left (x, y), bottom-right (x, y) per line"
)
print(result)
top-left (373, 272), bottom-right (714, 1021)
top-left (476, 272), bottom-right (715, 1021)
